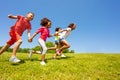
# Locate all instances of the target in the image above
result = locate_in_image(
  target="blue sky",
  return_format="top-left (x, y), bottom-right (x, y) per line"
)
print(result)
top-left (0, 0), bottom-right (120, 53)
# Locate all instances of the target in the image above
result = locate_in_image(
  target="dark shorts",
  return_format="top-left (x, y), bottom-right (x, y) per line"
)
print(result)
top-left (59, 38), bottom-right (65, 42)
top-left (55, 40), bottom-right (59, 44)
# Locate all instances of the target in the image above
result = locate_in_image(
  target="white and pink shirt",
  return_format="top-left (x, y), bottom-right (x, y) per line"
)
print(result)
top-left (36, 26), bottom-right (50, 41)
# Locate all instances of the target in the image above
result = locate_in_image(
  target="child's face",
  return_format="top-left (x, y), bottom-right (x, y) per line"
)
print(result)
top-left (72, 24), bottom-right (76, 30)
top-left (26, 13), bottom-right (34, 21)
top-left (46, 22), bottom-right (51, 28)
top-left (58, 28), bottom-right (62, 32)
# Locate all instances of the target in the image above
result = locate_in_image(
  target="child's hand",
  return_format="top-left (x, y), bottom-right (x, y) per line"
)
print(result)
top-left (28, 38), bottom-right (32, 42)
top-left (8, 14), bottom-right (14, 18)
top-left (8, 14), bottom-right (12, 18)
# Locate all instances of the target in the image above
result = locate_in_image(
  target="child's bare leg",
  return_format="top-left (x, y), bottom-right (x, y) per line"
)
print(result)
top-left (47, 44), bottom-right (58, 50)
top-left (12, 39), bottom-right (22, 57)
top-left (0, 44), bottom-right (11, 55)
top-left (41, 54), bottom-right (45, 61)
top-left (59, 40), bottom-right (70, 55)
top-left (47, 44), bottom-right (59, 59)
top-left (58, 42), bottom-right (63, 55)
top-left (32, 50), bottom-right (37, 54)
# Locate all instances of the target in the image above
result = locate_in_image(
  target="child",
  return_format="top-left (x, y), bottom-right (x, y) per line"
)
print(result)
top-left (47, 27), bottom-right (66, 59)
top-left (47, 27), bottom-right (62, 51)
top-left (29, 18), bottom-right (52, 65)
top-left (57, 23), bottom-right (76, 56)
top-left (0, 12), bottom-right (34, 63)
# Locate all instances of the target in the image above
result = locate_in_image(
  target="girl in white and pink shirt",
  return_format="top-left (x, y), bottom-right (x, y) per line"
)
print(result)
top-left (29, 18), bottom-right (52, 65)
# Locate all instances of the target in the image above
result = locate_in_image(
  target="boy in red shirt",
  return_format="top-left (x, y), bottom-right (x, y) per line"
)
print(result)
top-left (0, 12), bottom-right (34, 63)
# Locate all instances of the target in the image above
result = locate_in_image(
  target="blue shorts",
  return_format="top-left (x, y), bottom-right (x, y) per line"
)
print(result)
top-left (59, 38), bottom-right (65, 42)
top-left (55, 40), bottom-right (59, 44)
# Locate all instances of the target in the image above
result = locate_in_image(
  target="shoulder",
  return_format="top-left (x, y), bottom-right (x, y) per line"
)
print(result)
top-left (67, 28), bottom-right (71, 31)
top-left (40, 26), bottom-right (45, 29)
top-left (37, 26), bottom-right (45, 31)
top-left (40, 26), bottom-right (46, 30)
top-left (17, 15), bottom-right (24, 19)
top-left (64, 28), bottom-right (71, 31)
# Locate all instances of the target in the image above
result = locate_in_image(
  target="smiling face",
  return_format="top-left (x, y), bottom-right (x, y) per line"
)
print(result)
top-left (26, 12), bottom-right (34, 21)
top-left (40, 18), bottom-right (52, 28)
top-left (46, 21), bottom-right (52, 28)
top-left (72, 24), bottom-right (76, 30)
top-left (68, 23), bottom-right (76, 30)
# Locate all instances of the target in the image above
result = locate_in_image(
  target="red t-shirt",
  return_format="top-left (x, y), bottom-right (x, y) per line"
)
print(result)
top-left (10, 16), bottom-right (31, 36)
top-left (36, 26), bottom-right (50, 41)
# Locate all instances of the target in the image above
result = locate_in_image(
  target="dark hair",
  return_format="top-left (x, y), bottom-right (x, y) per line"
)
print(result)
top-left (55, 27), bottom-right (61, 31)
top-left (40, 18), bottom-right (51, 26)
top-left (68, 23), bottom-right (75, 28)
top-left (27, 12), bottom-right (34, 16)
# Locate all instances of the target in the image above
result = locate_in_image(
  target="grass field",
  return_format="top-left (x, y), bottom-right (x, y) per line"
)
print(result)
top-left (0, 52), bottom-right (120, 80)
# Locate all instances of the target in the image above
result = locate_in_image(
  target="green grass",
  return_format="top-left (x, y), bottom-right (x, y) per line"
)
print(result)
top-left (0, 52), bottom-right (120, 80)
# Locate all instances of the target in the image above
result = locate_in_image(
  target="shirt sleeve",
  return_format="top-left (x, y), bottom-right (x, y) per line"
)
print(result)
top-left (17, 15), bottom-right (22, 19)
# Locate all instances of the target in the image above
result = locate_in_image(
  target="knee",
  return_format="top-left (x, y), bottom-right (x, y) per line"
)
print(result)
top-left (42, 47), bottom-right (47, 54)
top-left (67, 44), bottom-right (70, 48)
top-left (44, 47), bottom-right (47, 51)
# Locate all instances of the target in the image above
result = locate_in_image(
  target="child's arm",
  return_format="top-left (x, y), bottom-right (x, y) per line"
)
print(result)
top-left (60, 29), bottom-right (67, 33)
top-left (30, 32), bottom-right (37, 40)
top-left (48, 34), bottom-right (53, 37)
top-left (53, 32), bottom-right (59, 36)
top-left (27, 29), bottom-right (31, 38)
top-left (28, 32), bottom-right (37, 42)
top-left (27, 29), bottom-right (31, 42)
top-left (50, 32), bottom-right (59, 37)
top-left (8, 14), bottom-right (18, 19)
top-left (48, 32), bottom-right (55, 37)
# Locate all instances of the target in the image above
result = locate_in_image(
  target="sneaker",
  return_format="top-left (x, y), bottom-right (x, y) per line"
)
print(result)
top-left (29, 50), bottom-right (32, 58)
top-left (61, 54), bottom-right (66, 57)
top-left (40, 61), bottom-right (46, 65)
top-left (9, 56), bottom-right (21, 63)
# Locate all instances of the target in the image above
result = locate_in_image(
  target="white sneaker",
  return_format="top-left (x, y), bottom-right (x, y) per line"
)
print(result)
top-left (61, 54), bottom-right (66, 57)
top-left (29, 50), bottom-right (32, 58)
top-left (9, 56), bottom-right (21, 63)
top-left (40, 61), bottom-right (46, 65)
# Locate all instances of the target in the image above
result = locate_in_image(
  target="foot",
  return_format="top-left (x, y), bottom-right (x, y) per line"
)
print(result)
top-left (56, 49), bottom-right (60, 56)
top-left (29, 50), bottom-right (32, 58)
top-left (61, 54), bottom-right (66, 57)
top-left (9, 56), bottom-right (21, 63)
top-left (40, 61), bottom-right (46, 65)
